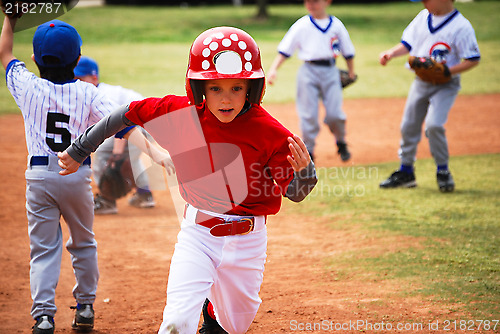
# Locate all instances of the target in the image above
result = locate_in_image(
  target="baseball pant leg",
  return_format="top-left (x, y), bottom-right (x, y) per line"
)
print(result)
top-left (92, 137), bottom-right (114, 186)
top-left (59, 166), bottom-right (99, 305)
top-left (424, 77), bottom-right (460, 166)
top-left (209, 224), bottom-right (267, 334)
top-left (128, 140), bottom-right (151, 190)
top-left (297, 63), bottom-right (321, 153)
top-left (26, 168), bottom-right (63, 319)
top-left (321, 66), bottom-right (346, 142)
top-left (158, 224), bottom-right (224, 334)
top-left (399, 79), bottom-right (432, 166)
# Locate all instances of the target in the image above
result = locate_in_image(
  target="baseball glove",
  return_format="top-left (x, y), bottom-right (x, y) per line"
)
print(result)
top-left (408, 56), bottom-right (451, 85)
top-left (339, 69), bottom-right (357, 89)
top-left (98, 153), bottom-right (135, 200)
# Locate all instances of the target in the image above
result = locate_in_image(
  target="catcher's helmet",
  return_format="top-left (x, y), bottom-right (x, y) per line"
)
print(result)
top-left (186, 26), bottom-right (265, 106)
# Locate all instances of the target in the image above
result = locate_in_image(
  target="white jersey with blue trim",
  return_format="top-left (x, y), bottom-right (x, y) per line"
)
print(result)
top-left (277, 15), bottom-right (355, 61)
top-left (402, 9), bottom-right (480, 68)
top-left (6, 60), bottom-right (118, 156)
top-left (96, 82), bottom-right (144, 106)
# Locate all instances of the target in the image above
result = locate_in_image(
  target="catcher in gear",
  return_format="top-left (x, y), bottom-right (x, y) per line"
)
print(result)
top-left (378, 0), bottom-right (480, 192)
top-left (96, 127), bottom-right (175, 205)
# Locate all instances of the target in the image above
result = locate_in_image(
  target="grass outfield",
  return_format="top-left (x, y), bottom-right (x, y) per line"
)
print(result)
top-left (283, 153), bottom-right (500, 320)
top-left (1, 1), bottom-right (499, 113)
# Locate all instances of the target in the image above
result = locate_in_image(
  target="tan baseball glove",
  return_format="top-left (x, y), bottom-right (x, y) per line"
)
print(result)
top-left (408, 56), bottom-right (451, 85)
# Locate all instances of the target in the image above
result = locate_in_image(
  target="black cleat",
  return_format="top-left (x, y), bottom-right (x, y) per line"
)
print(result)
top-left (437, 170), bottom-right (455, 192)
top-left (337, 142), bottom-right (351, 162)
top-left (199, 299), bottom-right (227, 334)
top-left (380, 170), bottom-right (417, 188)
top-left (33, 315), bottom-right (54, 334)
top-left (71, 304), bottom-right (94, 332)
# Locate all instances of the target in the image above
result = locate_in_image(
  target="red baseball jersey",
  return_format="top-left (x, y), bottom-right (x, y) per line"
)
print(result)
top-left (127, 95), bottom-right (295, 216)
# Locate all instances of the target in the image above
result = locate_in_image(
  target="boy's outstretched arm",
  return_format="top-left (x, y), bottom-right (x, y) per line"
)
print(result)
top-left (267, 53), bottom-right (287, 85)
top-left (125, 128), bottom-right (176, 176)
top-left (285, 134), bottom-right (317, 202)
top-left (0, 16), bottom-right (16, 70)
top-left (379, 43), bottom-right (409, 66)
top-left (58, 105), bottom-right (135, 175)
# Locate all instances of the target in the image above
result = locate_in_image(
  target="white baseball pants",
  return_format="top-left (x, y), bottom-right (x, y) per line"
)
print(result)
top-left (158, 205), bottom-right (267, 334)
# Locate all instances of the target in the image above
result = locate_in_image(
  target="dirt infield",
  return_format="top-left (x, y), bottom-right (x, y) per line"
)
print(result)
top-left (0, 94), bottom-right (499, 333)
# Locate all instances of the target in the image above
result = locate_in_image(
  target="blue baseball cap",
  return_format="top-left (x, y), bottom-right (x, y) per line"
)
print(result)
top-left (74, 56), bottom-right (99, 77)
top-left (409, 0), bottom-right (421, 2)
top-left (33, 20), bottom-right (82, 67)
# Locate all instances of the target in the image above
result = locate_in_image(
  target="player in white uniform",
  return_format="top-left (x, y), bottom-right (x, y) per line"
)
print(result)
top-left (74, 56), bottom-right (156, 214)
top-left (0, 17), bottom-right (117, 334)
top-left (268, 0), bottom-right (356, 162)
top-left (379, 0), bottom-right (480, 192)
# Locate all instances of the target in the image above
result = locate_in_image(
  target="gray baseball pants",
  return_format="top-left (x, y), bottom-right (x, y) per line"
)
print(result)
top-left (26, 156), bottom-right (98, 319)
top-left (296, 62), bottom-right (346, 154)
top-left (399, 77), bottom-right (461, 167)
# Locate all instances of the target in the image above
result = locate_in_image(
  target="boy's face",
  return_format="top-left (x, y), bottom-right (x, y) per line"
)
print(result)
top-left (204, 78), bottom-right (249, 123)
top-left (421, 0), bottom-right (454, 15)
top-left (304, 0), bottom-right (331, 18)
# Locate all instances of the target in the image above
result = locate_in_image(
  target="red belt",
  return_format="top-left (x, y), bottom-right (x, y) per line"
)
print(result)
top-left (190, 210), bottom-right (255, 237)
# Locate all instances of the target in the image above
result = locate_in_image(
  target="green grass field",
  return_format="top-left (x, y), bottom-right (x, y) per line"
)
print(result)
top-left (284, 154), bottom-right (500, 320)
top-left (0, 2), bottom-right (498, 322)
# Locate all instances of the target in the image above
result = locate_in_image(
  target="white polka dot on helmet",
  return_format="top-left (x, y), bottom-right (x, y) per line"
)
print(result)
top-left (186, 26), bottom-right (266, 106)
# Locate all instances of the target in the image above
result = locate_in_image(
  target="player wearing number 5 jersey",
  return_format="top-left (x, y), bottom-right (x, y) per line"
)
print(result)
top-left (0, 17), bottom-right (117, 333)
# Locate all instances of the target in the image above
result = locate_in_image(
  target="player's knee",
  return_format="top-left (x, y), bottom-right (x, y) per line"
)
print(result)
top-left (323, 115), bottom-right (344, 125)
top-left (425, 124), bottom-right (445, 137)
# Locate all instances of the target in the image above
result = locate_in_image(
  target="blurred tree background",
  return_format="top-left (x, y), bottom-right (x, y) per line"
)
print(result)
top-left (104, 0), bottom-right (406, 19)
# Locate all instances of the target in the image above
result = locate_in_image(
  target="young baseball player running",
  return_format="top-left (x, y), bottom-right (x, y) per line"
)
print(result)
top-left (379, 0), bottom-right (480, 192)
top-left (268, 0), bottom-right (356, 163)
top-left (58, 27), bottom-right (318, 334)
top-left (0, 17), bottom-right (118, 333)
top-left (74, 56), bottom-right (157, 214)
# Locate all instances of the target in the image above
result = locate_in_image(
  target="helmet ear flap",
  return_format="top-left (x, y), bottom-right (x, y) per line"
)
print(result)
top-left (248, 78), bottom-right (266, 105)
top-left (189, 80), bottom-right (205, 106)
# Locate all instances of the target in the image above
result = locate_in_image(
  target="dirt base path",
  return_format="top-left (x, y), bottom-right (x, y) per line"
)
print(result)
top-left (1, 94), bottom-right (499, 333)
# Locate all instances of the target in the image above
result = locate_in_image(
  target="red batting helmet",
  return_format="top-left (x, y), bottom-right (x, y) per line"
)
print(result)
top-left (186, 26), bottom-right (266, 106)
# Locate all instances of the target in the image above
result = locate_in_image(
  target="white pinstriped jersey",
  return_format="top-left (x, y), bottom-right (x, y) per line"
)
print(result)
top-left (6, 60), bottom-right (118, 156)
top-left (402, 9), bottom-right (480, 68)
top-left (277, 15), bottom-right (355, 61)
top-left (96, 82), bottom-right (143, 105)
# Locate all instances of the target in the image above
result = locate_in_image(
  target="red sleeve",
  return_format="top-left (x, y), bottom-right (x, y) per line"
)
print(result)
top-left (126, 95), bottom-right (190, 126)
top-left (259, 109), bottom-right (295, 196)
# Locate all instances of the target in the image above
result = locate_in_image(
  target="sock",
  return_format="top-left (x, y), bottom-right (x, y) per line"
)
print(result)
top-left (136, 187), bottom-right (151, 194)
top-left (400, 164), bottom-right (413, 174)
top-left (207, 300), bottom-right (216, 320)
top-left (437, 164), bottom-right (448, 172)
